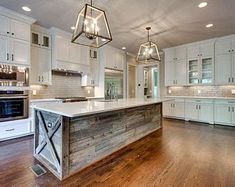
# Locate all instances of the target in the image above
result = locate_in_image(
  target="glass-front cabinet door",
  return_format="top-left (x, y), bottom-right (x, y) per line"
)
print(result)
top-left (41, 34), bottom-right (50, 49)
top-left (31, 31), bottom-right (40, 46)
top-left (201, 57), bottom-right (213, 84)
top-left (188, 59), bottom-right (199, 84)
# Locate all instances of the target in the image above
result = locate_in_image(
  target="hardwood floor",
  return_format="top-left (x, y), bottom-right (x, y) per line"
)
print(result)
top-left (1, 119), bottom-right (235, 187)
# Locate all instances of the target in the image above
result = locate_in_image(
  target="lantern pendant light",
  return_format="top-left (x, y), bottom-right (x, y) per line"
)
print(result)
top-left (137, 27), bottom-right (160, 63)
top-left (72, 0), bottom-right (112, 48)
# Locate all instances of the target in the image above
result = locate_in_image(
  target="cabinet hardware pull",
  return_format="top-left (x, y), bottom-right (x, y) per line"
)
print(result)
top-left (5, 128), bottom-right (15, 132)
top-left (232, 107), bottom-right (234, 112)
top-left (196, 105), bottom-right (198, 110)
top-left (232, 78), bottom-right (234, 83)
top-left (229, 78), bottom-right (231, 83)
top-left (199, 105), bottom-right (201, 110)
top-left (7, 31), bottom-right (10, 34)
top-left (12, 54), bottom-right (14, 61)
top-left (228, 107), bottom-right (230, 112)
top-left (38, 76), bottom-right (41, 82)
top-left (42, 76), bottom-right (44, 82)
top-left (6, 53), bottom-right (9, 61)
top-left (229, 50), bottom-right (231, 53)
top-left (12, 33), bottom-right (14, 35)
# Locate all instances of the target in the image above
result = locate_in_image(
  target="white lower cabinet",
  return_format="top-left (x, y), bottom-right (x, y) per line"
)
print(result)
top-left (0, 119), bottom-right (31, 141)
top-left (214, 100), bottom-right (235, 126)
top-left (163, 99), bottom-right (185, 119)
top-left (185, 99), bottom-right (214, 123)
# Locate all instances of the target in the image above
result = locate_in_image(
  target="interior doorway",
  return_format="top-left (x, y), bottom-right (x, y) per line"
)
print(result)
top-left (128, 64), bottom-right (136, 98)
top-left (143, 66), bottom-right (159, 98)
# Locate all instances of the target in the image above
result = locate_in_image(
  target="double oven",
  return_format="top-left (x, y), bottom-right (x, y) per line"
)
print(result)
top-left (0, 65), bottom-right (29, 122)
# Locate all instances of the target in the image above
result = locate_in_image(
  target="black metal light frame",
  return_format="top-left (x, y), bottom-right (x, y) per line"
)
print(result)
top-left (72, 0), bottom-right (112, 48)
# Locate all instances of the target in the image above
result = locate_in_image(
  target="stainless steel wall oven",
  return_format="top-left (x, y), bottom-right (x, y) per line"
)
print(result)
top-left (0, 90), bottom-right (29, 122)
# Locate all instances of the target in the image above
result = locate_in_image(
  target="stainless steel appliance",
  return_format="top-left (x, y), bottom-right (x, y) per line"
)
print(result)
top-left (105, 69), bottom-right (124, 99)
top-left (0, 90), bottom-right (29, 122)
top-left (55, 97), bottom-right (88, 103)
top-left (0, 65), bottom-right (29, 87)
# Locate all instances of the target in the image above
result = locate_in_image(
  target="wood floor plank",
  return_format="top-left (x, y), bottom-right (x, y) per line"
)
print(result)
top-left (0, 119), bottom-right (235, 187)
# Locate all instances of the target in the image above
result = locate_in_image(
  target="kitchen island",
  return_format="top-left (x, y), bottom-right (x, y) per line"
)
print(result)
top-left (32, 98), bottom-right (165, 180)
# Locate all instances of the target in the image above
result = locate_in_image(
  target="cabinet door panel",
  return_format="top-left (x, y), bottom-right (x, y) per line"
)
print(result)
top-left (185, 103), bottom-right (198, 120)
top-left (0, 15), bottom-right (10, 36)
top-left (215, 37), bottom-right (231, 55)
top-left (215, 54), bottom-right (231, 85)
top-left (115, 52), bottom-right (125, 70)
top-left (40, 48), bottom-right (51, 84)
top-left (165, 61), bottom-right (175, 86)
top-left (187, 43), bottom-right (199, 59)
top-left (175, 46), bottom-right (186, 60)
top-left (163, 102), bottom-right (173, 117)
top-left (198, 103), bottom-right (213, 123)
top-left (69, 43), bottom-right (80, 63)
top-left (175, 60), bottom-right (186, 85)
top-left (214, 104), bottom-right (232, 125)
top-left (0, 36), bottom-right (9, 63)
top-left (200, 41), bottom-right (214, 57)
top-left (165, 48), bottom-right (175, 61)
top-left (10, 19), bottom-right (30, 41)
top-left (105, 47), bottom-right (115, 69)
top-left (11, 39), bottom-right (30, 66)
top-left (174, 102), bottom-right (185, 118)
top-left (30, 46), bottom-right (40, 83)
top-left (80, 45), bottom-right (89, 66)
top-left (55, 36), bottom-right (69, 62)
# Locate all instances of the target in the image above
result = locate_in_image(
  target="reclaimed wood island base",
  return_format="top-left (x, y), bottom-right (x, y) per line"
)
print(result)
top-left (33, 99), bottom-right (163, 180)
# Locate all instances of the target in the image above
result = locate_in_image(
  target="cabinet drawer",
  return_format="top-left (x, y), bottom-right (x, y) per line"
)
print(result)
top-left (0, 119), bottom-right (30, 140)
top-left (214, 99), bottom-right (235, 105)
top-left (185, 99), bottom-right (213, 104)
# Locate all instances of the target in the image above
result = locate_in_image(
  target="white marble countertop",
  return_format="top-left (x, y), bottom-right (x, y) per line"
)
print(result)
top-left (32, 98), bottom-right (168, 118)
top-left (164, 96), bottom-right (235, 100)
top-left (30, 98), bottom-right (63, 103)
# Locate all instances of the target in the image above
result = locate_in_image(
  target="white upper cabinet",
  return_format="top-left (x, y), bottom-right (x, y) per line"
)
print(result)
top-left (11, 38), bottom-right (30, 66)
top-left (55, 35), bottom-right (70, 62)
top-left (0, 6), bottom-right (35, 66)
top-left (0, 37), bottom-right (30, 66)
top-left (0, 14), bottom-right (30, 42)
top-left (0, 14), bottom-right (9, 36)
top-left (51, 28), bottom-right (90, 72)
top-left (104, 46), bottom-right (126, 71)
top-left (0, 35), bottom-right (8, 63)
top-left (187, 39), bottom-right (215, 85)
top-left (30, 25), bottom-right (52, 85)
top-left (215, 35), bottom-right (235, 85)
top-left (164, 45), bottom-right (187, 86)
top-left (10, 19), bottom-right (30, 41)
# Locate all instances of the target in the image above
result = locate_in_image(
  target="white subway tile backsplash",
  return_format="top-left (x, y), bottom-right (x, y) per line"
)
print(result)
top-left (30, 74), bottom-right (94, 99)
top-left (167, 86), bottom-right (235, 98)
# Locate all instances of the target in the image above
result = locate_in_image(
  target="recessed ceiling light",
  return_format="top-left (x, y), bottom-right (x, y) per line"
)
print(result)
top-left (22, 6), bottom-right (31, 12)
top-left (71, 26), bottom-right (76, 30)
top-left (198, 2), bottom-right (208, 8)
top-left (206, 23), bottom-right (213, 28)
top-left (101, 38), bottom-right (107, 42)
top-left (122, 47), bottom-right (126, 50)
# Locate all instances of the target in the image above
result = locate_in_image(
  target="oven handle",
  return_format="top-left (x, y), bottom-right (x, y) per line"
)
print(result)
top-left (0, 96), bottom-right (28, 99)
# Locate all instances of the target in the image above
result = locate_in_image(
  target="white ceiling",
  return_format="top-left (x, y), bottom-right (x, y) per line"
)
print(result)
top-left (1, 0), bottom-right (235, 54)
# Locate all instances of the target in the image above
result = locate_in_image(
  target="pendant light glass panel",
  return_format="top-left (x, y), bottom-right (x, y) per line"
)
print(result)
top-left (72, 4), bottom-right (112, 48)
top-left (137, 41), bottom-right (160, 62)
top-left (137, 27), bottom-right (160, 63)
